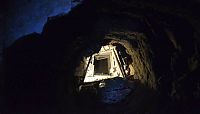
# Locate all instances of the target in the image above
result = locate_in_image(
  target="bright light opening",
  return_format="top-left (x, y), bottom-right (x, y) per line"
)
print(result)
top-left (76, 43), bottom-right (136, 104)
top-left (84, 45), bottom-right (125, 82)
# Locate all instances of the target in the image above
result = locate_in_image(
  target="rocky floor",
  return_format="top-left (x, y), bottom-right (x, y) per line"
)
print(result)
top-left (76, 78), bottom-right (158, 114)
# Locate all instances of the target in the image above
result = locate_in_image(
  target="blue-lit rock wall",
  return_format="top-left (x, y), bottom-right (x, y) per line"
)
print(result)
top-left (5, 0), bottom-right (77, 47)
top-left (1, 0), bottom-right (79, 97)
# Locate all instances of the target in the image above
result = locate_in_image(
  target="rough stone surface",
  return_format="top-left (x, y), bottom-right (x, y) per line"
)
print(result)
top-left (3, 0), bottom-right (200, 113)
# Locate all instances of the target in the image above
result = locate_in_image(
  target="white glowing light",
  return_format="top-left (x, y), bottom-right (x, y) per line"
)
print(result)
top-left (84, 45), bottom-right (124, 83)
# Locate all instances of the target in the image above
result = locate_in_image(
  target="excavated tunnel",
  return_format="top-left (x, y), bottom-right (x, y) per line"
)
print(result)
top-left (4, 0), bottom-right (200, 114)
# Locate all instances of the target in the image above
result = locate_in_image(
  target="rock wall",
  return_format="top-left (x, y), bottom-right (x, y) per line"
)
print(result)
top-left (4, 0), bottom-right (200, 113)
